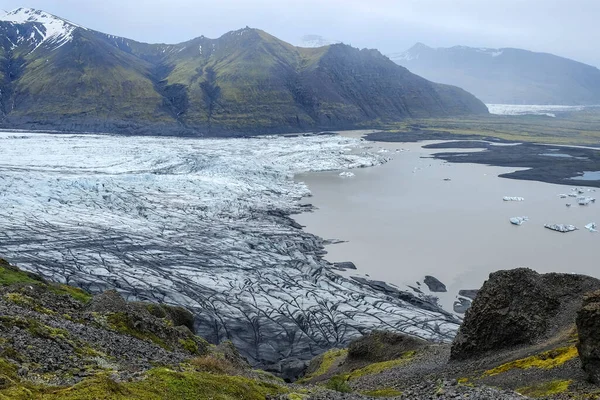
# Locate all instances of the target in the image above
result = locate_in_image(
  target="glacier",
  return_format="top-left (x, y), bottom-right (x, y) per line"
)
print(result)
top-left (0, 132), bottom-right (459, 370)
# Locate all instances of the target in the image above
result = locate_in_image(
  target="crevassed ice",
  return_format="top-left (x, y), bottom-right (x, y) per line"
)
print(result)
top-left (0, 132), bottom-right (459, 366)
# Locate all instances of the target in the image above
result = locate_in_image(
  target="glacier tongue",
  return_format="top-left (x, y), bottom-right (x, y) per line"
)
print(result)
top-left (0, 132), bottom-right (459, 367)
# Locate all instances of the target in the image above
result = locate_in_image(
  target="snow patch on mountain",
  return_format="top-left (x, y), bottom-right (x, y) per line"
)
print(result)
top-left (391, 43), bottom-right (504, 63)
top-left (298, 34), bottom-right (340, 48)
top-left (0, 7), bottom-right (84, 51)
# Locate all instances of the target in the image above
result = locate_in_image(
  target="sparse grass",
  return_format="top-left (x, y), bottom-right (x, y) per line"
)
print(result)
top-left (49, 284), bottom-right (93, 304)
top-left (297, 348), bottom-right (348, 382)
top-left (361, 388), bottom-right (403, 397)
top-left (0, 265), bottom-right (41, 287)
top-left (0, 316), bottom-right (68, 340)
top-left (517, 380), bottom-right (573, 397)
top-left (106, 313), bottom-right (169, 349)
top-left (325, 375), bottom-right (352, 393)
top-left (484, 346), bottom-right (579, 376)
top-left (3, 292), bottom-right (55, 315)
top-left (178, 338), bottom-right (200, 355)
top-left (189, 355), bottom-right (234, 374)
top-left (0, 366), bottom-right (288, 399)
top-left (347, 351), bottom-right (416, 381)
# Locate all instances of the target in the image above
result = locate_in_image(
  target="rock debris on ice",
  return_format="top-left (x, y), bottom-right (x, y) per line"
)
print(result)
top-left (544, 224), bottom-right (578, 233)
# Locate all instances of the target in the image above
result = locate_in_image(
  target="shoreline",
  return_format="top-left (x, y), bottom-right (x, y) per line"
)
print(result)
top-left (363, 131), bottom-right (600, 188)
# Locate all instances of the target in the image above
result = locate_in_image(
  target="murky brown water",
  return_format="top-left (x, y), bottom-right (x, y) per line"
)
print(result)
top-left (294, 136), bottom-right (599, 310)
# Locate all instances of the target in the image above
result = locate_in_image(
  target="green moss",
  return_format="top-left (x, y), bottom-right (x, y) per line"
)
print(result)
top-left (178, 338), bottom-right (199, 355)
top-left (484, 346), bottom-right (578, 376)
top-left (0, 347), bottom-right (22, 363)
top-left (49, 284), bottom-right (93, 304)
top-left (0, 316), bottom-right (68, 340)
top-left (297, 348), bottom-right (347, 382)
top-left (3, 292), bottom-right (55, 315)
top-left (251, 369), bottom-right (285, 383)
top-left (287, 394), bottom-right (308, 400)
top-left (37, 368), bottom-right (288, 399)
top-left (106, 313), bottom-right (169, 349)
top-left (347, 351), bottom-right (416, 381)
top-left (361, 388), bottom-right (403, 397)
top-left (325, 375), bottom-right (352, 393)
top-left (517, 380), bottom-right (572, 397)
top-left (0, 266), bottom-right (40, 287)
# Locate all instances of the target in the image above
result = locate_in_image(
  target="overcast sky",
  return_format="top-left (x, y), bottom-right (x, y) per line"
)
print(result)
top-left (3, 0), bottom-right (599, 66)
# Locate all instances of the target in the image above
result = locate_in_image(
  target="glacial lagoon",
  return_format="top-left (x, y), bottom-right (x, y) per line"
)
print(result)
top-left (295, 135), bottom-right (599, 311)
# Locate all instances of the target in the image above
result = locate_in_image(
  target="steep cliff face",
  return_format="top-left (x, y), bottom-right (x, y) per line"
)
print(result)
top-left (0, 8), bottom-right (488, 135)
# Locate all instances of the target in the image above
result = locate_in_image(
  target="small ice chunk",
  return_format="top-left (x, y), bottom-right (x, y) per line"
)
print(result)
top-left (510, 216), bottom-right (529, 226)
top-left (578, 196), bottom-right (596, 206)
top-left (544, 224), bottom-right (578, 233)
top-left (559, 194), bottom-right (568, 199)
top-left (339, 171), bottom-right (355, 178)
top-left (585, 223), bottom-right (598, 233)
top-left (503, 196), bottom-right (525, 202)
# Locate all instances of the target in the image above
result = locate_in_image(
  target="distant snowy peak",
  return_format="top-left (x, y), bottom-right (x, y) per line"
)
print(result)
top-left (390, 43), bottom-right (504, 63)
top-left (388, 43), bottom-right (431, 62)
top-left (454, 45), bottom-right (504, 57)
top-left (298, 34), bottom-right (340, 48)
top-left (0, 7), bottom-right (85, 51)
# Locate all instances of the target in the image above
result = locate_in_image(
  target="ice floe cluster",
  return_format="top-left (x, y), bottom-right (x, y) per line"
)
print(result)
top-left (0, 132), bottom-right (459, 368)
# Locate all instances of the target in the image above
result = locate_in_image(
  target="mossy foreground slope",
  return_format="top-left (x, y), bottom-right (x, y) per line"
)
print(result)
top-left (0, 258), bottom-right (290, 399)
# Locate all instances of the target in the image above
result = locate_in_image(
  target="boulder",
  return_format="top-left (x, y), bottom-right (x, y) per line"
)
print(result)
top-left (424, 276), bottom-right (447, 293)
top-left (577, 290), bottom-right (600, 384)
top-left (348, 330), bottom-right (427, 363)
top-left (161, 304), bottom-right (196, 333)
top-left (451, 268), bottom-right (600, 360)
top-left (86, 290), bottom-right (128, 313)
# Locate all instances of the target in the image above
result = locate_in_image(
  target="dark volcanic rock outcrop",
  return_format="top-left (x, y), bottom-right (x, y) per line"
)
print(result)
top-left (451, 268), bottom-right (600, 360)
top-left (577, 290), bottom-right (600, 384)
top-left (347, 331), bottom-right (428, 363)
top-left (424, 276), bottom-right (447, 293)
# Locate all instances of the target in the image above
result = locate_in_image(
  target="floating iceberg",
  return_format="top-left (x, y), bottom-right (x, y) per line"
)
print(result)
top-left (585, 223), bottom-right (598, 233)
top-left (578, 197), bottom-right (596, 206)
top-left (510, 217), bottom-right (529, 226)
top-left (503, 196), bottom-right (525, 202)
top-left (544, 224), bottom-right (578, 233)
top-left (339, 171), bottom-right (355, 178)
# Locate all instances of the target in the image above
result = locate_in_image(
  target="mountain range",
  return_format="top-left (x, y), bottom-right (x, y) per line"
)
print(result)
top-left (391, 43), bottom-right (600, 105)
top-left (0, 8), bottom-right (487, 136)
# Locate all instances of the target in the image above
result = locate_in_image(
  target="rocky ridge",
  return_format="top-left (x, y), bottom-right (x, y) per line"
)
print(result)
top-left (3, 257), bottom-right (600, 399)
top-left (299, 268), bottom-right (600, 399)
top-left (0, 8), bottom-right (488, 136)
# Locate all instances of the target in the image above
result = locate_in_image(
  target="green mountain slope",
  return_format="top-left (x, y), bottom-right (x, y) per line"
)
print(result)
top-left (0, 8), bottom-right (488, 135)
